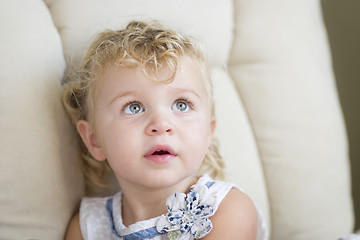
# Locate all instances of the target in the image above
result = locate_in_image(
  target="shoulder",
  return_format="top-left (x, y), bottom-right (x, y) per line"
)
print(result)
top-left (203, 187), bottom-right (258, 240)
top-left (65, 212), bottom-right (83, 240)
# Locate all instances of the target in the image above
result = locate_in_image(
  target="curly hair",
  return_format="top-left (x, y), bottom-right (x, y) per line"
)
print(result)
top-left (62, 21), bottom-right (225, 192)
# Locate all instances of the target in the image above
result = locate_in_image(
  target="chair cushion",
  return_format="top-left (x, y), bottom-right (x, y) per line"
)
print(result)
top-left (229, 0), bottom-right (354, 239)
top-left (0, 1), bottom-right (83, 239)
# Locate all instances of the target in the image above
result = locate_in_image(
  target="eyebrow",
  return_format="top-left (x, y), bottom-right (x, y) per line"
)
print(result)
top-left (108, 87), bottom-right (202, 106)
top-left (109, 91), bottom-right (138, 105)
top-left (173, 87), bottom-right (202, 99)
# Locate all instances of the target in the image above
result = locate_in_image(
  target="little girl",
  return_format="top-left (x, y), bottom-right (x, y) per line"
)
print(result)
top-left (63, 21), bottom-right (267, 240)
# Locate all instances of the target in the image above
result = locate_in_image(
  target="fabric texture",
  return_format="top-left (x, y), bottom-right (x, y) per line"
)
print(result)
top-left (80, 175), bottom-right (268, 240)
top-left (0, 1), bottom-right (84, 239)
top-left (229, 0), bottom-right (353, 239)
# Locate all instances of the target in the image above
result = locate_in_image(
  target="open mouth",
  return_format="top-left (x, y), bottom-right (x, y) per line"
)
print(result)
top-left (145, 145), bottom-right (176, 163)
top-left (146, 145), bottom-right (176, 156)
top-left (152, 150), bottom-right (170, 155)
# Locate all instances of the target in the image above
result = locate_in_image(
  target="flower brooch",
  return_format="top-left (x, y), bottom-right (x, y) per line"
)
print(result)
top-left (156, 183), bottom-right (216, 239)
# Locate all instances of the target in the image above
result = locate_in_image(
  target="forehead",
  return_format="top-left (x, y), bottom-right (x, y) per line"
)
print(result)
top-left (98, 58), bottom-right (210, 96)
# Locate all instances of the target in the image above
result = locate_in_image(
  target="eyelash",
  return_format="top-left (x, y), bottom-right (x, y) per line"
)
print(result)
top-left (175, 97), bottom-right (194, 109)
top-left (122, 100), bottom-right (143, 112)
top-left (121, 97), bottom-right (194, 113)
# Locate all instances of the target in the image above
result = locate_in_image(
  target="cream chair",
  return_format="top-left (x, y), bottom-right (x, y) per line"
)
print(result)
top-left (0, 0), bottom-right (354, 239)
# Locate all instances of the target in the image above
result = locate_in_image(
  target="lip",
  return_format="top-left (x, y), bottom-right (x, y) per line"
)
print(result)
top-left (144, 145), bottom-right (177, 164)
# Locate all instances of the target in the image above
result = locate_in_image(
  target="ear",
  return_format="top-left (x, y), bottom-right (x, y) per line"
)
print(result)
top-left (210, 117), bottom-right (216, 136)
top-left (208, 117), bottom-right (217, 145)
top-left (77, 120), bottom-right (106, 161)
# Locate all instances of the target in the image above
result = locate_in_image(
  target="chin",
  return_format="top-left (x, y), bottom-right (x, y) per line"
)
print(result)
top-left (145, 172), bottom-right (192, 190)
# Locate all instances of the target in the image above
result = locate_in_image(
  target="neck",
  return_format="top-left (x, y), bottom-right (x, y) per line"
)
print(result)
top-left (119, 176), bottom-right (197, 226)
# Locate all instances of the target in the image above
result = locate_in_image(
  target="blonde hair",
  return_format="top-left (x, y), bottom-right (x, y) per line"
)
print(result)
top-left (62, 21), bottom-right (225, 192)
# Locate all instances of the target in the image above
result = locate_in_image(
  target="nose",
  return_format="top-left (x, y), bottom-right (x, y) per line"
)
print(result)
top-left (145, 112), bottom-right (174, 136)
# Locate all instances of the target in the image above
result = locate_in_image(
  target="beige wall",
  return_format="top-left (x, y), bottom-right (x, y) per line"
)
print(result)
top-left (322, 0), bottom-right (360, 231)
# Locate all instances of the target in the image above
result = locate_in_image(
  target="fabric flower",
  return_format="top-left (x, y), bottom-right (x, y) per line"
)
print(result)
top-left (156, 183), bottom-right (215, 239)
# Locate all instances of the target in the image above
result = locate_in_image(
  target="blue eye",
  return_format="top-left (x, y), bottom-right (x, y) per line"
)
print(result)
top-left (124, 103), bottom-right (144, 114)
top-left (172, 100), bottom-right (190, 112)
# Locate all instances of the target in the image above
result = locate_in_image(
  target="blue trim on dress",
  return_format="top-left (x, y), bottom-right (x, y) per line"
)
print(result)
top-left (106, 198), bottom-right (122, 238)
top-left (205, 181), bottom-right (215, 188)
top-left (106, 198), bottom-right (163, 239)
top-left (122, 227), bottom-right (161, 240)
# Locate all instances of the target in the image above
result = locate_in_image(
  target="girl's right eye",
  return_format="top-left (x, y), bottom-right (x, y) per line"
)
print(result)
top-left (123, 103), bottom-right (144, 114)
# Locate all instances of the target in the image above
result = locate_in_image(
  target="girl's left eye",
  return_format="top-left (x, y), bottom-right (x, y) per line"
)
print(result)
top-left (172, 100), bottom-right (190, 112)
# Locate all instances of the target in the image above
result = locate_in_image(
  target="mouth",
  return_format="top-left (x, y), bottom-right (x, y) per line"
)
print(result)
top-left (152, 150), bottom-right (171, 155)
top-left (145, 145), bottom-right (177, 164)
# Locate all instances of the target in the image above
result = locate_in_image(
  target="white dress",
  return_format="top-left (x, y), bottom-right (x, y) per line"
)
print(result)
top-left (80, 175), bottom-right (268, 240)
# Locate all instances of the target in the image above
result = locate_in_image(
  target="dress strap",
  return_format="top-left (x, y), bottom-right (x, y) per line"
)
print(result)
top-left (106, 197), bottom-right (163, 239)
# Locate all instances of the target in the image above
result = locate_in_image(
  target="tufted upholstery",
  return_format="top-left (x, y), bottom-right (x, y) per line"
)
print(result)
top-left (0, 0), bottom-right (354, 239)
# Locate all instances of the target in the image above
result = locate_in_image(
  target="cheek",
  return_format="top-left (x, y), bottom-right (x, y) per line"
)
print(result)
top-left (103, 133), bottom-right (141, 173)
top-left (185, 120), bottom-right (212, 156)
top-left (100, 126), bottom-right (136, 157)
